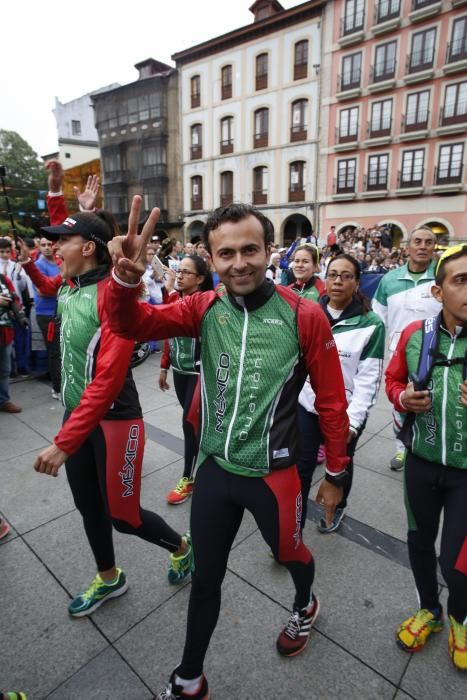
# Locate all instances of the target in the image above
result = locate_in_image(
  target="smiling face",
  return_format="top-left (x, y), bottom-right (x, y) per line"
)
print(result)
top-left (293, 249), bottom-right (317, 284)
top-left (208, 215), bottom-right (269, 296)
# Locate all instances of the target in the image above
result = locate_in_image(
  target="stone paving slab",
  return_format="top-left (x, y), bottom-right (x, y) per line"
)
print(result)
top-left (45, 647), bottom-right (153, 700)
top-left (144, 402), bottom-right (186, 440)
top-left (116, 570), bottom-right (397, 700)
top-left (354, 433), bottom-right (405, 482)
top-left (0, 413), bottom-right (49, 462)
top-left (0, 537), bottom-right (107, 698)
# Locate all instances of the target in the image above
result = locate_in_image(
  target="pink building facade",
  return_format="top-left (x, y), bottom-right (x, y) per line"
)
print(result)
top-left (318, 0), bottom-right (467, 244)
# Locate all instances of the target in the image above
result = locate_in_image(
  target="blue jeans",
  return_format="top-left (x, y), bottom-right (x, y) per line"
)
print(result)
top-left (0, 342), bottom-right (12, 406)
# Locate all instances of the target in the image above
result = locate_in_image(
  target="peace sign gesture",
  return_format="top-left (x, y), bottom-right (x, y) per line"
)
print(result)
top-left (108, 195), bottom-right (160, 284)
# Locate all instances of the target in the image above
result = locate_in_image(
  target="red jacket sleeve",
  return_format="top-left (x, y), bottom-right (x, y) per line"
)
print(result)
top-left (46, 193), bottom-right (68, 225)
top-left (54, 280), bottom-right (136, 455)
top-left (385, 321), bottom-right (421, 413)
top-left (22, 260), bottom-right (62, 297)
top-left (296, 297), bottom-right (350, 478)
top-left (161, 339), bottom-right (171, 370)
top-left (105, 274), bottom-right (215, 341)
top-left (315, 277), bottom-right (326, 297)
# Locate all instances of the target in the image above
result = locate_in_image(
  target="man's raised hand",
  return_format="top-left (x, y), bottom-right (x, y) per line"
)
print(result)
top-left (108, 195), bottom-right (160, 285)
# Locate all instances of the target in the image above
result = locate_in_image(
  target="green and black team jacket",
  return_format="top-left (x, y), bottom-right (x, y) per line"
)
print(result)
top-left (161, 291), bottom-right (200, 376)
top-left (22, 261), bottom-right (141, 456)
top-left (107, 275), bottom-right (350, 482)
top-left (386, 314), bottom-right (467, 469)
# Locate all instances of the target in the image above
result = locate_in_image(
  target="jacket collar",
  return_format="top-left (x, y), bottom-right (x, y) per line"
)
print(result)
top-left (319, 294), bottom-right (364, 327)
top-left (69, 265), bottom-right (109, 289)
top-left (228, 278), bottom-right (276, 311)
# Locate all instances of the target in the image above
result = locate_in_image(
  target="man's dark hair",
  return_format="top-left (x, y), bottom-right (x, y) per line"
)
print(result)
top-left (435, 245), bottom-right (467, 286)
top-left (0, 237), bottom-right (12, 249)
top-left (202, 203), bottom-right (274, 253)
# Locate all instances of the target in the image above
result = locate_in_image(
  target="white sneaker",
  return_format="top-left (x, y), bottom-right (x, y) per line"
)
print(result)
top-left (51, 390), bottom-right (60, 400)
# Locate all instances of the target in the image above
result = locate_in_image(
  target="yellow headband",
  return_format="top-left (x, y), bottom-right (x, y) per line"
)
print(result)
top-left (435, 244), bottom-right (467, 277)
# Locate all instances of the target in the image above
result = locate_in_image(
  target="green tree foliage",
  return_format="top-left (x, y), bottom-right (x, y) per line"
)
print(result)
top-left (0, 130), bottom-right (47, 221)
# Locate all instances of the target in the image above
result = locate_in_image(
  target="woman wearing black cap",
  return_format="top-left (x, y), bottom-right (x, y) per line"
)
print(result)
top-left (17, 206), bottom-right (193, 618)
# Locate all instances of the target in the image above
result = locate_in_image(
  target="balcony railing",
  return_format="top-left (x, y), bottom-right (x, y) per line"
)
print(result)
top-left (439, 103), bottom-right (467, 126)
top-left (336, 126), bottom-right (358, 143)
top-left (221, 84), bottom-right (232, 100)
top-left (252, 190), bottom-right (268, 205)
top-left (220, 193), bottom-right (233, 206)
top-left (338, 69), bottom-right (362, 92)
top-left (190, 196), bottom-right (203, 211)
top-left (398, 168), bottom-right (424, 188)
top-left (288, 186), bottom-right (305, 202)
top-left (340, 10), bottom-right (365, 36)
top-left (191, 93), bottom-right (200, 109)
top-left (367, 116), bottom-right (392, 138)
top-left (364, 172), bottom-right (388, 191)
top-left (406, 50), bottom-right (434, 74)
top-left (369, 60), bottom-right (396, 83)
top-left (401, 110), bottom-right (430, 132)
top-left (103, 169), bottom-right (127, 184)
top-left (220, 139), bottom-right (233, 154)
top-left (141, 164), bottom-right (167, 180)
top-left (254, 132), bottom-right (268, 148)
top-left (290, 125), bottom-right (307, 142)
top-left (446, 38), bottom-right (467, 64)
top-left (334, 177), bottom-right (356, 194)
top-left (294, 63), bottom-right (307, 80)
top-left (190, 145), bottom-right (202, 160)
top-left (434, 163), bottom-right (464, 185)
top-left (374, 0), bottom-right (401, 24)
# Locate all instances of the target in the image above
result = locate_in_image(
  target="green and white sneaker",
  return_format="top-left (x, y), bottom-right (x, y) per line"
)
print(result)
top-left (68, 568), bottom-right (128, 617)
top-left (390, 450), bottom-right (405, 472)
top-left (168, 532), bottom-right (193, 585)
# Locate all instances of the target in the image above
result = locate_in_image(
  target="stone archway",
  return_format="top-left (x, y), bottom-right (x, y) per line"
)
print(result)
top-left (187, 219), bottom-right (205, 243)
top-left (281, 214), bottom-right (312, 247)
top-left (377, 221), bottom-right (405, 248)
top-left (423, 220), bottom-right (450, 247)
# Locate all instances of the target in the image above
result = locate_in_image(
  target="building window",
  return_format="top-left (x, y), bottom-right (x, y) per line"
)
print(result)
top-left (256, 53), bottom-right (268, 90)
top-left (442, 81), bottom-right (467, 125)
top-left (341, 52), bottom-right (362, 91)
top-left (254, 108), bottom-right (269, 148)
top-left (71, 120), bottom-right (81, 136)
top-left (138, 95), bottom-right (149, 121)
top-left (103, 152), bottom-right (121, 173)
top-left (369, 99), bottom-right (392, 137)
top-left (404, 90), bottom-right (430, 131)
top-left (191, 75), bottom-right (200, 108)
top-left (400, 149), bottom-right (425, 187)
top-left (373, 41), bottom-right (397, 82)
top-left (253, 166), bottom-right (268, 205)
top-left (413, 0), bottom-right (441, 8)
top-left (142, 144), bottom-right (166, 178)
top-left (106, 194), bottom-right (127, 215)
top-left (336, 158), bottom-right (357, 193)
top-left (408, 28), bottom-right (436, 73)
top-left (448, 17), bottom-right (467, 63)
top-left (221, 65), bottom-right (233, 100)
top-left (375, 0), bottom-right (400, 24)
top-left (220, 171), bottom-right (233, 206)
top-left (190, 124), bottom-right (202, 160)
top-left (338, 106), bottom-right (359, 142)
top-left (366, 154), bottom-right (389, 190)
top-left (291, 100), bottom-right (308, 141)
top-left (289, 161), bottom-right (305, 201)
top-left (220, 116), bottom-right (234, 154)
top-left (294, 40), bottom-right (308, 80)
top-left (191, 176), bottom-right (203, 210)
top-left (343, 0), bottom-right (365, 35)
top-left (436, 143), bottom-right (464, 184)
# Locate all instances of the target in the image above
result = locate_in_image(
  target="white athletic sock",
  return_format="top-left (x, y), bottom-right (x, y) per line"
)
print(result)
top-left (175, 673), bottom-right (202, 693)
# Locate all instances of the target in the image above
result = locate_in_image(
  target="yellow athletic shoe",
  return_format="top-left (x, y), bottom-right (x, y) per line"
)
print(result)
top-left (396, 608), bottom-right (443, 652)
top-left (448, 615), bottom-right (467, 671)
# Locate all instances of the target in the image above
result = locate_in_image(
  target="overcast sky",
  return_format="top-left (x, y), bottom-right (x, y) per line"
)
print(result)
top-left (1, 0), bottom-right (295, 158)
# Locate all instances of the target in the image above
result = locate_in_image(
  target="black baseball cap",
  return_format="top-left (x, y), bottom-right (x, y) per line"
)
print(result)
top-left (41, 213), bottom-right (111, 248)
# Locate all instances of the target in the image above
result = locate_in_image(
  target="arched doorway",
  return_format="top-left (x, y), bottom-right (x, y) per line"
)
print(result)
top-left (282, 214), bottom-right (312, 247)
top-left (424, 221), bottom-right (450, 247)
top-left (187, 219), bottom-right (205, 243)
top-left (378, 221), bottom-right (404, 248)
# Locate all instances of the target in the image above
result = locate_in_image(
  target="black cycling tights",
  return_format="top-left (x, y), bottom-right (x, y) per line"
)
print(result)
top-left (173, 371), bottom-right (198, 480)
top-left (65, 417), bottom-right (182, 572)
top-left (405, 451), bottom-right (467, 622)
top-left (178, 457), bottom-right (315, 679)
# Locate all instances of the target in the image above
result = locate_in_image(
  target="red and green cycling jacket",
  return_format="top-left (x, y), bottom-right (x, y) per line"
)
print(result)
top-left (386, 315), bottom-right (467, 469)
top-left (21, 193), bottom-right (141, 456)
top-left (106, 274), bottom-right (350, 482)
top-left (289, 276), bottom-right (325, 303)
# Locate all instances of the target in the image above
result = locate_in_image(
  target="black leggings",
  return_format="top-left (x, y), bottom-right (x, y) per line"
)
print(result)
top-left (173, 371), bottom-right (198, 480)
top-left (36, 314), bottom-right (61, 393)
top-left (405, 451), bottom-right (467, 622)
top-left (297, 406), bottom-right (362, 528)
top-left (65, 415), bottom-right (182, 572)
top-left (178, 457), bottom-right (315, 679)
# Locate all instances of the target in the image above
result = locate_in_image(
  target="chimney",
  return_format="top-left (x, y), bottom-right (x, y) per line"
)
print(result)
top-left (249, 0), bottom-right (284, 22)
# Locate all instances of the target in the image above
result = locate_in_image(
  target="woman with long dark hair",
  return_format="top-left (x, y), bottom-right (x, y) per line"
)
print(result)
top-left (159, 255), bottom-right (213, 505)
top-left (297, 254), bottom-right (385, 533)
top-left (18, 207), bottom-right (193, 617)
